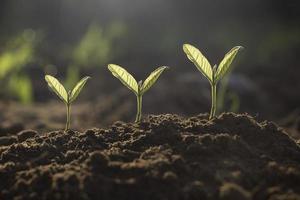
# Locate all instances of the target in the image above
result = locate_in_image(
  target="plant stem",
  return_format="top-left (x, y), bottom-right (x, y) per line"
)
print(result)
top-left (209, 84), bottom-right (217, 120)
top-left (65, 103), bottom-right (71, 131)
top-left (135, 94), bottom-right (142, 123)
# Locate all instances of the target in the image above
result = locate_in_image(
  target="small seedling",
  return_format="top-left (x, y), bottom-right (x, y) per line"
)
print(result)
top-left (108, 64), bottom-right (169, 123)
top-left (183, 44), bottom-right (243, 119)
top-left (45, 75), bottom-right (90, 131)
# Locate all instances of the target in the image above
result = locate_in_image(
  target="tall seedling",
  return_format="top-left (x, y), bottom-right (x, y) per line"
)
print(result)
top-left (45, 75), bottom-right (90, 131)
top-left (108, 64), bottom-right (169, 123)
top-left (183, 44), bottom-right (243, 119)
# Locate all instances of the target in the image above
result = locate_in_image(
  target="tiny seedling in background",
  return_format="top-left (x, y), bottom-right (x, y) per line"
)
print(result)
top-left (108, 64), bottom-right (169, 123)
top-left (45, 75), bottom-right (90, 131)
top-left (183, 44), bottom-right (243, 120)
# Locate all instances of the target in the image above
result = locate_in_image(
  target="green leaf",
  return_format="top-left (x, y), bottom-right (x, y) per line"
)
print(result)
top-left (108, 64), bottom-right (138, 94)
top-left (69, 76), bottom-right (91, 103)
top-left (183, 44), bottom-right (213, 83)
top-left (45, 75), bottom-right (68, 103)
top-left (215, 46), bottom-right (243, 82)
top-left (141, 66), bottom-right (169, 94)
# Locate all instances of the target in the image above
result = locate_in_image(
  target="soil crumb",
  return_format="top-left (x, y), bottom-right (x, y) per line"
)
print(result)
top-left (1, 113), bottom-right (300, 200)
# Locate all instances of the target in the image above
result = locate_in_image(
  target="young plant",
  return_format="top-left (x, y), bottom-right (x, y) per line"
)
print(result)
top-left (183, 44), bottom-right (243, 119)
top-left (45, 75), bottom-right (90, 131)
top-left (108, 64), bottom-right (169, 123)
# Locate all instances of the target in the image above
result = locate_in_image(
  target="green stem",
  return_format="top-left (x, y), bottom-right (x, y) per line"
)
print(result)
top-left (135, 95), bottom-right (142, 123)
top-left (209, 84), bottom-right (217, 120)
top-left (65, 103), bottom-right (71, 131)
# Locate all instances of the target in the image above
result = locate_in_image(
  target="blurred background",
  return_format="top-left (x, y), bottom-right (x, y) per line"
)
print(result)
top-left (0, 0), bottom-right (300, 136)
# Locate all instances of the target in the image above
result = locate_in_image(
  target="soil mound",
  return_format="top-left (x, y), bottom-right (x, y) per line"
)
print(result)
top-left (1, 113), bottom-right (300, 200)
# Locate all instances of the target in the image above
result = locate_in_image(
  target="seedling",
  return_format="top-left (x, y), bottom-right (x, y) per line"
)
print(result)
top-left (45, 75), bottom-right (90, 131)
top-left (108, 64), bottom-right (169, 123)
top-left (183, 44), bottom-right (243, 119)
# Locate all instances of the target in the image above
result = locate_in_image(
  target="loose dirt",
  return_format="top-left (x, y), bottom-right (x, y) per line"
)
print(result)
top-left (1, 113), bottom-right (300, 200)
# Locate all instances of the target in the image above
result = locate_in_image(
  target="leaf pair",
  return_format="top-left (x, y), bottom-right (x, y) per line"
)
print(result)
top-left (45, 75), bottom-right (90, 104)
top-left (183, 43), bottom-right (243, 119)
top-left (108, 64), bottom-right (169, 123)
top-left (108, 64), bottom-right (169, 95)
top-left (183, 44), bottom-right (243, 83)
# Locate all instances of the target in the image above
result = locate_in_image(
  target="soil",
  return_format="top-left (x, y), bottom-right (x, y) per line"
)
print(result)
top-left (1, 113), bottom-right (300, 200)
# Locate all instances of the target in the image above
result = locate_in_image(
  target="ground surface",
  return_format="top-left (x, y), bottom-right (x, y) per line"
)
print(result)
top-left (1, 113), bottom-right (300, 200)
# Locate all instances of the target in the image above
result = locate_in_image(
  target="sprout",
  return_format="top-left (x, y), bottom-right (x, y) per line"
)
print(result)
top-left (183, 44), bottom-right (243, 119)
top-left (45, 75), bottom-right (90, 131)
top-left (108, 64), bottom-right (169, 123)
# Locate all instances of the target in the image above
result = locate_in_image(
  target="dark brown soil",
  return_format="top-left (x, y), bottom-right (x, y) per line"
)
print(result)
top-left (1, 113), bottom-right (300, 200)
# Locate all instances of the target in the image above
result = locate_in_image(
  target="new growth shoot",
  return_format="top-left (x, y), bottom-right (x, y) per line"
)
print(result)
top-left (108, 64), bottom-right (169, 123)
top-left (45, 75), bottom-right (90, 131)
top-left (183, 44), bottom-right (243, 120)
